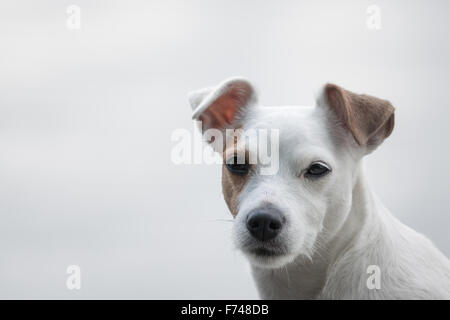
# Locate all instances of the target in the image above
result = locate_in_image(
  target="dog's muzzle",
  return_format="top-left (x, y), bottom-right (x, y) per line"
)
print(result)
top-left (246, 207), bottom-right (285, 242)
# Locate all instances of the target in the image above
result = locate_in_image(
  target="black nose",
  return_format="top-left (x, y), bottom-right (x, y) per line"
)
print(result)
top-left (246, 209), bottom-right (284, 241)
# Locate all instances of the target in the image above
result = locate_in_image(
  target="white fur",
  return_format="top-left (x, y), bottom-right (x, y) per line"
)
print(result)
top-left (189, 79), bottom-right (450, 299)
top-left (239, 105), bottom-right (450, 299)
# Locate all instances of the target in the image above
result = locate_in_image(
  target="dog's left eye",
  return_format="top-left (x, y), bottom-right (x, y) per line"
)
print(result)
top-left (226, 157), bottom-right (250, 176)
top-left (305, 161), bottom-right (331, 178)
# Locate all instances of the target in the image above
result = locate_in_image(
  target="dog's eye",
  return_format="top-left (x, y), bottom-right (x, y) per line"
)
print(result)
top-left (226, 156), bottom-right (250, 176)
top-left (305, 162), bottom-right (331, 178)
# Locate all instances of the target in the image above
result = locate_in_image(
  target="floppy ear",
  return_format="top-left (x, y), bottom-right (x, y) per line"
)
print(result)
top-left (322, 84), bottom-right (395, 151)
top-left (188, 77), bottom-right (257, 132)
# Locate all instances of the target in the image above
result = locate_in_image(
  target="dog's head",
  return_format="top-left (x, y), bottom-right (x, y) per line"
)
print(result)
top-left (188, 78), bottom-right (395, 269)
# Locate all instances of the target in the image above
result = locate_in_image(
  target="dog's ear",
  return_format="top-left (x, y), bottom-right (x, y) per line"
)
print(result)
top-left (321, 84), bottom-right (395, 151)
top-left (188, 78), bottom-right (257, 132)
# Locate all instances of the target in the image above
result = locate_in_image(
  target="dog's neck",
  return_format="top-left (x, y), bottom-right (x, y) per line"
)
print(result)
top-left (250, 165), bottom-right (381, 299)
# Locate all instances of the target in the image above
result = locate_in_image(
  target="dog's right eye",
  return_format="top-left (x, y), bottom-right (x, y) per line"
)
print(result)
top-left (226, 157), bottom-right (250, 176)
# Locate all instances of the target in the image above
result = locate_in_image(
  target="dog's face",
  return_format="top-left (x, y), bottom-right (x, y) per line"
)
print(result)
top-left (189, 78), bottom-right (395, 269)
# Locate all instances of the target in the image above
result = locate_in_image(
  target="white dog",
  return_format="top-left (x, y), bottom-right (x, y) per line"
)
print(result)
top-left (188, 77), bottom-right (450, 299)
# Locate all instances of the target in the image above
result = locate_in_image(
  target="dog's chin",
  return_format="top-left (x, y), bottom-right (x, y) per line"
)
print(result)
top-left (242, 247), bottom-right (297, 269)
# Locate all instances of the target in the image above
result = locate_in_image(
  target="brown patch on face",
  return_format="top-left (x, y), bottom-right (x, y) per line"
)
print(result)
top-left (221, 132), bottom-right (252, 217)
top-left (222, 164), bottom-right (250, 217)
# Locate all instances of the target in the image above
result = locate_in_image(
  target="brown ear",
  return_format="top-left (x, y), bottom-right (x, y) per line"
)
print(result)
top-left (188, 78), bottom-right (256, 132)
top-left (324, 84), bottom-right (395, 149)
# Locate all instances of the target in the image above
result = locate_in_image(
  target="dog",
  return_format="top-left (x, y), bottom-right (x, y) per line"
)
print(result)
top-left (188, 77), bottom-right (450, 299)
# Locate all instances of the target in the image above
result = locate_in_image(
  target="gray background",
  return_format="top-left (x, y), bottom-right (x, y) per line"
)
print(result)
top-left (0, 0), bottom-right (449, 299)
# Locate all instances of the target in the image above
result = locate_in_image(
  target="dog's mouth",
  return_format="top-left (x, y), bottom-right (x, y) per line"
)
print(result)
top-left (249, 247), bottom-right (283, 257)
top-left (243, 241), bottom-right (290, 258)
top-left (239, 234), bottom-right (290, 259)
top-left (242, 244), bottom-right (295, 268)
